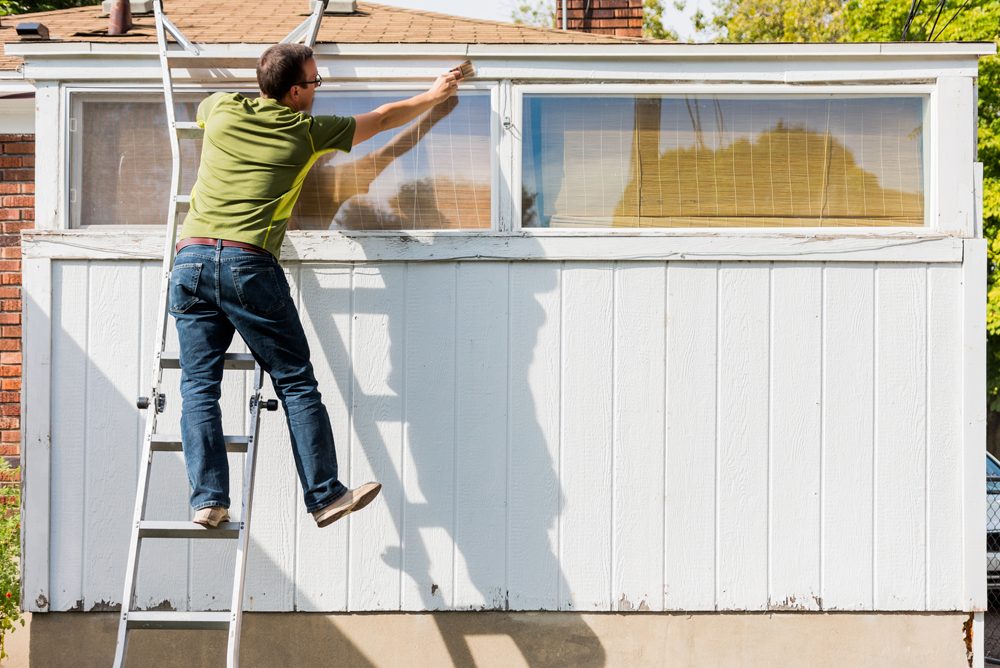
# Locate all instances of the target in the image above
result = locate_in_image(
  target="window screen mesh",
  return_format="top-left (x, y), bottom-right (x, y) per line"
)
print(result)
top-left (71, 91), bottom-right (492, 230)
top-left (521, 95), bottom-right (926, 228)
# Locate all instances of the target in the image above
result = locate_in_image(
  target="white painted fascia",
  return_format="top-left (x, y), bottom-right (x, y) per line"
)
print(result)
top-left (5, 40), bottom-right (996, 59)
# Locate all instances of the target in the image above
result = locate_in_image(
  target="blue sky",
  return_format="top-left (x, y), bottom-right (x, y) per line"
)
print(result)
top-left (378, 0), bottom-right (716, 41)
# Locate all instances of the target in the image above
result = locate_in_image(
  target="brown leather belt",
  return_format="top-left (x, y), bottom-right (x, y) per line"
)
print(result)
top-left (176, 237), bottom-right (271, 256)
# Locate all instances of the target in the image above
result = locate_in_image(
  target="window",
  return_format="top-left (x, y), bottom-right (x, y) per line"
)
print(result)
top-left (521, 94), bottom-right (927, 229)
top-left (68, 90), bottom-right (492, 230)
top-left (292, 91), bottom-right (492, 231)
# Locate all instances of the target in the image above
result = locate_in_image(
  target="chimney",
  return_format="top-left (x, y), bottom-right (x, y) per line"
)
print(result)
top-left (107, 0), bottom-right (133, 36)
top-left (556, 0), bottom-right (644, 38)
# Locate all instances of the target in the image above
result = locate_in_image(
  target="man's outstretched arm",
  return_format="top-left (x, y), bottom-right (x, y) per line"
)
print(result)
top-left (352, 69), bottom-right (462, 146)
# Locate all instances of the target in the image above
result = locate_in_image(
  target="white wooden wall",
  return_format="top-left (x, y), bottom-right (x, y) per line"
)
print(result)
top-left (28, 255), bottom-right (982, 614)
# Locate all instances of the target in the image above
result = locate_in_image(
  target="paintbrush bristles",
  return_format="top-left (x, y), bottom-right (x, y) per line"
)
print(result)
top-left (453, 60), bottom-right (475, 79)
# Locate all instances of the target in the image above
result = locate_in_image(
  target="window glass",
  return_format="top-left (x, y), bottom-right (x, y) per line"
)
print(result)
top-left (293, 91), bottom-right (492, 230)
top-left (521, 95), bottom-right (926, 228)
top-left (72, 94), bottom-right (199, 227)
top-left (69, 90), bottom-right (492, 230)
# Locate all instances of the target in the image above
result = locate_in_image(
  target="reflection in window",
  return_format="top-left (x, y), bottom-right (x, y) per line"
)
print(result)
top-left (292, 91), bottom-right (492, 230)
top-left (522, 95), bottom-right (926, 228)
top-left (70, 91), bottom-right (492, 230)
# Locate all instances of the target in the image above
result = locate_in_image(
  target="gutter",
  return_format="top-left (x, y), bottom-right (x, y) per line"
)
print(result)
top-left (4, 41), bottom-right (996, 60)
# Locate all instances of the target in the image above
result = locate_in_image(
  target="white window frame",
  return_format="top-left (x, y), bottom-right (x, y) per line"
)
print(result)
top-left (63, 81), bottom-right (500, 232)
top-left (510, 82), bottom-right (937, 236)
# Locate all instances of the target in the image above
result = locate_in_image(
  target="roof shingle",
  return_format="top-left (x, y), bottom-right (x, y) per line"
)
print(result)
top-left (0, 1), bottom-right (648, 73)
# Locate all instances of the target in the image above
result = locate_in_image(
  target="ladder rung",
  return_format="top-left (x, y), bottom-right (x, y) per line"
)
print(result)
top-left (160, 352), bottom-right (256, 370)
top-left (138, 521), bottom-right (240, 539)
top-left (174, 121), bottom-right (203, 138)
top-left (173, 195), bottom-right (191, 206)
top-left (126, 611), bottom-right (231, 630)
top-left (150, 435), bottom-right (250, 453)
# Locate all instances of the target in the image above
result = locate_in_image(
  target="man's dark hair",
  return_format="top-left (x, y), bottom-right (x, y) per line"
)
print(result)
top-left (257, 44), bottom-right (314, 101)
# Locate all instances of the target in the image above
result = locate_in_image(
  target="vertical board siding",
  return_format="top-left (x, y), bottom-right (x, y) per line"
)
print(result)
top-left (926, 265), bottom-right (964, 609)
top-left (399, 263), bottom-right (456, 611)
top-left (507, 263), bottom-right (562, 610)
top-left (560, 263), bottom-right (614, 610)
top-left (84, 263), bottom-right (142, 609)
top-left (454, 263), bottom-right (509, 609)
top-left (348, 264), bottom-right (405, 610)
top-left (717, 264), bottom-right (770, 610)
top-left (822, 264), bottom-right (875, 610)
top-left (664, 263), bottom-right (717, 611)
top-left (875, 265), bottom-right (928, 610)
top-left (295, 264), bottom-right (354, 612)
top-left (612, 263), bottom-right (666, 612)
top-left (49, 262), bottom-right (88, 611)
top-left (44, 258), bottom-right (968, 613)
top-left (769, 263), bottom-right (822, 610)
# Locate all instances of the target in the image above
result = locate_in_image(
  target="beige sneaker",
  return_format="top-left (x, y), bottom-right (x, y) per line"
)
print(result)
top-left (193, 506), bottom-right (230, 528)
top-left (312, 482), bottom-right (382, 528)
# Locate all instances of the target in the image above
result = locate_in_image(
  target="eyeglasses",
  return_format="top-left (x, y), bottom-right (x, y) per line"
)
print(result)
top-left (295, 74), bottom-right (322, 88)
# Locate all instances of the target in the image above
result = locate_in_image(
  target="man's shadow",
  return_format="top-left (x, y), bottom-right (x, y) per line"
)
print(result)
top-left (292, 98), bottom-right (605, 666)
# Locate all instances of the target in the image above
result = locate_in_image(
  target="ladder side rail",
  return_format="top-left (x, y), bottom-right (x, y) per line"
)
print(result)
top-left (160, 13), bottom-right (200, 54)
top-left (113, 4), bottom-right (198, 666)
top-left (280, 0), bottom-right (328, 46)
top-left (226, 365), bottom-right (266, 668)
top-left (302, 0), bottom-right (329, 48)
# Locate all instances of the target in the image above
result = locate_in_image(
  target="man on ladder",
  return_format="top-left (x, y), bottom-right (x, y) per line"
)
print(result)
top-left (172, 43), bottom-right (464, 529)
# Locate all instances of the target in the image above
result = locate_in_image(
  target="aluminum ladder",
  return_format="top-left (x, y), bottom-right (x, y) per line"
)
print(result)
top-left (112, 2), bottom-right (332, 666)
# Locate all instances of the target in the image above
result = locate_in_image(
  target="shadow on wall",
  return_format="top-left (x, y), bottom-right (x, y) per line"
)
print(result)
top-left (24, 239), bottom-right (607, 666)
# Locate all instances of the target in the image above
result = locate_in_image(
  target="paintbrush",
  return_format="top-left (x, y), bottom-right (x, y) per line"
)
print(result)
top-left (451, 60), bottom-right (475, 80)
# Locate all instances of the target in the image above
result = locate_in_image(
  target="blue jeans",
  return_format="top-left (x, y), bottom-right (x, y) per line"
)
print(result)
top-left (168, 241), bottom-right (348, 513)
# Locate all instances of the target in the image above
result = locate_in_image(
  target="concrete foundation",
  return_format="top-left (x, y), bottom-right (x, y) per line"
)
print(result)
top-left (2, 611), bottom-right (974, 667)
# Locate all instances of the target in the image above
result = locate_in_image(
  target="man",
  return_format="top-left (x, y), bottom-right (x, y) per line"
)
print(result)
top-left (169, 43), bottom-right (463, 528)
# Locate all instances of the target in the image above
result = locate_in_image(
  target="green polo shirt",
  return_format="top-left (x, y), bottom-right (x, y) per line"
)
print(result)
top-left (180, 92), bottom-right (356, 258)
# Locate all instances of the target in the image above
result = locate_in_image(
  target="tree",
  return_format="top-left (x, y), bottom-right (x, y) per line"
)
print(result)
top-left (0, 0), bottom-right (99, 15)
top-left (706, 0), bottom-right (847, 42)
top-left (511, 0), bottom-right (556, 29)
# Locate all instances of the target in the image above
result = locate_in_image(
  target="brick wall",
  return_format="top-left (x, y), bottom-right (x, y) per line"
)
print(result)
top-left (0, 134), bottom-right (33, 472)
top-left (555, 0), bottom-right (645, 37)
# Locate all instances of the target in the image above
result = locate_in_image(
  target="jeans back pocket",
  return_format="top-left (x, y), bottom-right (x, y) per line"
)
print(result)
top-left (231, 263), bottom-right (287, 316)
top-left (169, 262), bottom-right (204, 314)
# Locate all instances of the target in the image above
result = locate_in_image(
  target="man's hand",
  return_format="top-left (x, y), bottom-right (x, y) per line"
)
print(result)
top-left (352, 66), bottom-right (465, 146)
top-left (428, 69), bottom-right (462, 105)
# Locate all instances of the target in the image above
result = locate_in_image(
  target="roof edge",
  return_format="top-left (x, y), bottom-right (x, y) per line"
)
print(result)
top-left (5, 41), bottom-right (996, 59)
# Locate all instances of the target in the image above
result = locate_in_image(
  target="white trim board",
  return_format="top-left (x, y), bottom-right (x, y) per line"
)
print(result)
top-left (21, 230), bottom-right (965, 263)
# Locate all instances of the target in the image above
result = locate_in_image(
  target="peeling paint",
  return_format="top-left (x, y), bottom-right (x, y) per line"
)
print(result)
top-left (35, 594), bottom-right (48, 609)
top-left (70, 599), bottom-right (84, 612)
top-left (618, 594), bottom-right (634, 612)
top-left (963, 613), bottom-right (974, 668)
top-left (145, 599), bottom-right (175, 612)
top-left (430, 584), bottom-right (439, 596)
top-left (767, 595), bottom-right (815, 612)
top-left (88, 600), bottom-right (122, 612)
top-left (637, 600), bottom-right (651, 612)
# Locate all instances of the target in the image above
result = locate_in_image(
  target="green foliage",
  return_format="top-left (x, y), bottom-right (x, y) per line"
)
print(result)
top-left (643, 0), bottom-right (679, 40)
top-left (0, 460), bottom-right (21, 661)
top-left (0, 0), bottom-right (99, 16)
top-left (511, 0), bottom-right (557, 28)
top-left (706, 0), bottom-right (847, 42)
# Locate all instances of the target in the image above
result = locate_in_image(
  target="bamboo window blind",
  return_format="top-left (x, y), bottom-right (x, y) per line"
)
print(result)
top-left (521, 95), bottom-right (926, 228)
top-left (72, 92), bottom-right (492, 230)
